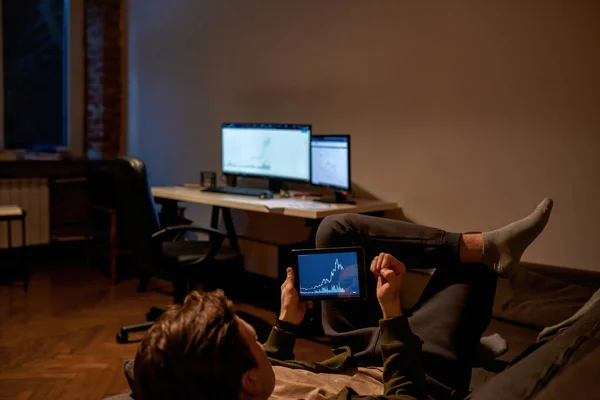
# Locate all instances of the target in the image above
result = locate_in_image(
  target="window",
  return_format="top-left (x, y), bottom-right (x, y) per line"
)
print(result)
top-left (1, 0), bottom-right (68, 150)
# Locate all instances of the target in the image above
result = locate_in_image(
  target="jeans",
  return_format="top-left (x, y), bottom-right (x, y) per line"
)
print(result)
top-left (316, 214), bottom-right (497, 395)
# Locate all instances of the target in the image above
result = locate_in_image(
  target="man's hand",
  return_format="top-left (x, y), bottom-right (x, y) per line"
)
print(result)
top-left (279, 267), bottom-right (309, 326)
top-left (371, 253), bottom-right (407, 320)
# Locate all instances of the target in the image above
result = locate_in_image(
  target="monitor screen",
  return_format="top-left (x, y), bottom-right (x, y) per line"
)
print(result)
top-left (311, 135), bottom-right (350, 191)
top-left (222, 123), bottom-right (311, 182)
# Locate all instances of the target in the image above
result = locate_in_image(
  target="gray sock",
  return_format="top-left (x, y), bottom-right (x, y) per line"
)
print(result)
top-left (477, 333), bottom-right (508, 361)
top-left (482, 197), bottom-right (554, 278)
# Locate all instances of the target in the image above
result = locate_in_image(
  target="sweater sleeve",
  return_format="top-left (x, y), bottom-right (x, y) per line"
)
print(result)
top-left (330, 316), bottom-right (427, 400)
top-left (263, 326), bottom-right (297, 361)
top-left (378, 315), bottom-right (427, 400)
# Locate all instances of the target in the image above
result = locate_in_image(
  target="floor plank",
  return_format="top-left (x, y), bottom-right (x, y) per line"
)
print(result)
top-left (0, 262), bottom-right (331, 399)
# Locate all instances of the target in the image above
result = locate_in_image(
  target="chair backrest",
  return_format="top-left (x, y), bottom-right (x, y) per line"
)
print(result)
top-left (87, 171), bottom-right (118, 209)
top-left (109, 157), bottom-right (161, 269)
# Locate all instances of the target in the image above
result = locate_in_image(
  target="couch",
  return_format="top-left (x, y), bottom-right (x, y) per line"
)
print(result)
top-left (468, 263), bottom-right (600, 399)
top-left (108, 262), bottom-right (600, 399)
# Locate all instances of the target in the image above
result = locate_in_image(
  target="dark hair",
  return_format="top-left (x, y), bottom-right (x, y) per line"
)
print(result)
top-left (134, 290), bottom-right (256, 400)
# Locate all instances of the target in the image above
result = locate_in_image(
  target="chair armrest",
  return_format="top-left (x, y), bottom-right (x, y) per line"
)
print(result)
top-left (152, 225), bottom-right (227, 240)
top-left (152, 225), bottom-right (229, 266)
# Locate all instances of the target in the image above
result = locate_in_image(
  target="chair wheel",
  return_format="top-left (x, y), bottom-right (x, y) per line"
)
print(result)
top-left (116, 330), bottom-right (129, 344)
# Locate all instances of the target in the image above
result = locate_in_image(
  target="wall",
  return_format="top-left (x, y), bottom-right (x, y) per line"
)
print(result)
top-left (128, 0), bottom-right (600, 273)
top-left (85, 0), bottom-right (124, 158)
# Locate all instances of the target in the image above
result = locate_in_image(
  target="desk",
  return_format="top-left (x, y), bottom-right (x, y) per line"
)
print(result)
top-left (152, 186), bottom-right (397, 276)
top-left (151, 186), bottom-right (397, 219)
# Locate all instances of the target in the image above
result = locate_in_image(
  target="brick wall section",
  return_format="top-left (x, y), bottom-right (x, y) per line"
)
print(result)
top-left (85, 0), bottom-right (122, 159)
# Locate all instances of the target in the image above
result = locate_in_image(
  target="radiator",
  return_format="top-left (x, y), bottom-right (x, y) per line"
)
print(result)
top-left (0, 179), bottom-right (51, 248)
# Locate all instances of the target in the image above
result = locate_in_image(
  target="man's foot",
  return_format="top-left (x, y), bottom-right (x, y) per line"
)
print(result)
top-left (482, 198), bottom-right (553, 278)
top-left (477, 333), bottom-right (508, 362)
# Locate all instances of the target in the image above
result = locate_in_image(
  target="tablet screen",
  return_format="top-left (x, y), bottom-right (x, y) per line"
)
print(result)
top-left (297, 250), bottom-right (361, 299)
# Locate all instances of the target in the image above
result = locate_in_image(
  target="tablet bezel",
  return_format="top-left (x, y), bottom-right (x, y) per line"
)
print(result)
top-left (291, 246), bottom-right (367, 301)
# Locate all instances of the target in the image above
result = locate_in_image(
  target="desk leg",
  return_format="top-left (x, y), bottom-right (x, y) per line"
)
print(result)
top-left (221, 208), bottom-right (240, 251)
top-left (210, 206), bottom-right (220, 229)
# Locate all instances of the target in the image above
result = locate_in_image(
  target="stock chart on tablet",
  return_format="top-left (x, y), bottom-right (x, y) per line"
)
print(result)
top-left (297, 251), bottom-right (360, 298)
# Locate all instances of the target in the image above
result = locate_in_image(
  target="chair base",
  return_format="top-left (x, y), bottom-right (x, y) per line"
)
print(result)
top-left (116, 321), bottom-right (154, 344)
top-left (115, 307), bottom-right (165, 344)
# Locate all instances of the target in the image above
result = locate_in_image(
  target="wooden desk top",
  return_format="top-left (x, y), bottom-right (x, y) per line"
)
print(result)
top-left (151, 186), bottom-right (398, 219)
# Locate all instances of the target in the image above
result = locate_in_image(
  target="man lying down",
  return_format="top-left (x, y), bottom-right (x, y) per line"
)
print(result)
top-left (132, 198), bottom-right (553, 400)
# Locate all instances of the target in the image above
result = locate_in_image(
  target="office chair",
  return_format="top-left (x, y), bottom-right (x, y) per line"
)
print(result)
top-left (111, 157), bottom-right (244, 343)
top-left (86, 171), bottom-right (192, 285)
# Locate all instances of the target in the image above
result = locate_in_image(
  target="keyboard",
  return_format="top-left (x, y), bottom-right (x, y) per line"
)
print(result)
top-left (201, 186), bottom-right (274, 199)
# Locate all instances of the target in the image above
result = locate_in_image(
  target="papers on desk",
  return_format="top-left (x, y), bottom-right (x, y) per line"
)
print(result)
top-left (261, 198), bottom-right (332, 210)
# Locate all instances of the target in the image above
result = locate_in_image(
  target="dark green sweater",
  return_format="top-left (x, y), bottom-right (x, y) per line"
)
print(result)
top-left (263, 316), bottom-right (427, 400)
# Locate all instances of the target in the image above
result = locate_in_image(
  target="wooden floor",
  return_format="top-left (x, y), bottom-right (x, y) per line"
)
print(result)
top-left (0, 260), bottom-right (331, 400)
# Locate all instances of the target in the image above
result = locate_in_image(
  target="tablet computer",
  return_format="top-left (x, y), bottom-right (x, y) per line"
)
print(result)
top-left (291, 247), bottom-right (367, 301)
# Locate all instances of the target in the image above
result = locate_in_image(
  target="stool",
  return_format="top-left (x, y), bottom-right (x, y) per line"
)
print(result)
top-left (0, 205), bottom-right (28, 291)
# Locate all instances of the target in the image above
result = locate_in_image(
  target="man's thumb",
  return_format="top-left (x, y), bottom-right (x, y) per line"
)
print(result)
top-left (381, 268), bottom-right (396, 283)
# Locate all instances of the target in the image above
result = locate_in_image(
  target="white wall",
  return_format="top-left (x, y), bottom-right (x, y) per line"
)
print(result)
top-left (128, 0), bottom-right (600, 272)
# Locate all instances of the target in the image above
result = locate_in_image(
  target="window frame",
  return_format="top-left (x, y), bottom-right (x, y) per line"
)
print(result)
top-left (0, 0), bottom-right (84, 157)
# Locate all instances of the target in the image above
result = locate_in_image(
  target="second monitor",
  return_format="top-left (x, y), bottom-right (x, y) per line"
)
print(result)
top-left (311, 135), bottom-right (353, 203)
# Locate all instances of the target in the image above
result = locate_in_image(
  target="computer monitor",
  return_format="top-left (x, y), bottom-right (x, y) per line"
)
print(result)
top-left (222, 123), bottom-right (311, 190)
top-left (311, 135), bottom-right (352, 203)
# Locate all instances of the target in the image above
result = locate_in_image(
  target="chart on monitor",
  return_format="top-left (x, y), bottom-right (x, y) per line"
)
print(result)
top-left (313, 154), bottom-right (345, 187)
top-left (222, 124), bottom-right (311, 181)
top-left (310, 135), bottom-right (350, 191)
top-left (297, 252), bottom-right (359, 297)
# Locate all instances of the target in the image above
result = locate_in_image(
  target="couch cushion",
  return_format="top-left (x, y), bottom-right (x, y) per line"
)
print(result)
top-left (468, 298), bottom-right (600, 400)
top-left (532, 343), bottom-right (600, 400)
top-left (538, 287), bottom-right (600, 341)
top-left (493, 267), bottom-right (596, 329)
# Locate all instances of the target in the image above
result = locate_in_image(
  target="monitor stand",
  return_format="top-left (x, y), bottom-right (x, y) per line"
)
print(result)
top-left (268, 178), bottom-right (284, 194)
top-left (226, 175), bottom-right (238, 187)
top-left (314, 190), bottom-right (355, 204)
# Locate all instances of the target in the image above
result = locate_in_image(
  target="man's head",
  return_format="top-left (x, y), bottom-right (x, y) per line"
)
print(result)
top-left (134, 290), bottom-right (275, 400)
